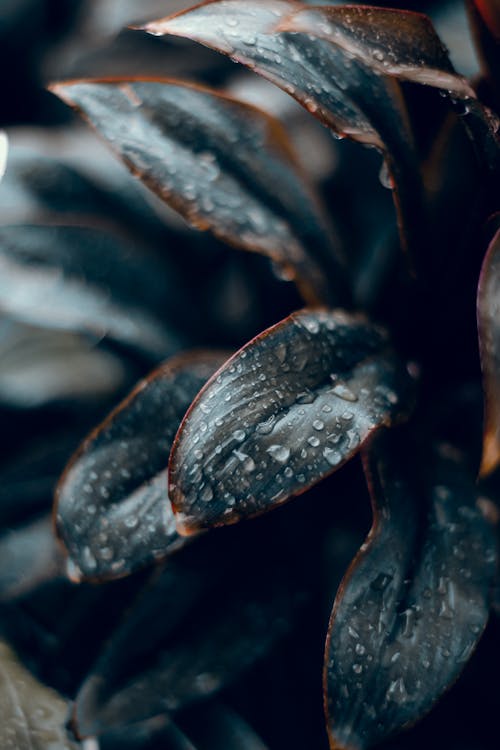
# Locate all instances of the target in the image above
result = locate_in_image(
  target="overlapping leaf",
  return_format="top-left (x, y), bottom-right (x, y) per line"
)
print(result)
top-left (477, 227), bottom-right (500, 477)
top-left (169, 309), bottom-right (414, 534)
top-left (0, 640), bottom-right (78, 749)
top-left (50, 77), bottom-right (347, 306)
top-left (0, 223), bottom-right (179, 358)
top-left (140, 0), bottom-right (426, 263)
top-left (72, 524), bottom-right (303, 737)
top-left (324, 431), bottom-right (497, 750)
top-left (55, 351), bottom-right (227, 581)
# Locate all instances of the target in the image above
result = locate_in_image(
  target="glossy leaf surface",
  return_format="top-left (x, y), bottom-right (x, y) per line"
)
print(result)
top-left (0, 640), bottom-right (78, 749)
top-left (50, 77), bottom-right (346, 306)
top-left (169, 309), bottom-right (414, 534)
top-left (56, 351), bottom-right (227, 581)
top-left (477, 228), bottom-right (500, 476)
top-left (141, 0), bottom-right (426, 262)
top-left (0, 223), bottom-right (178, 358)
top-left (73, 523), bottom-right (302, 736)
top-left (324, 432), bottom-right (497, 750)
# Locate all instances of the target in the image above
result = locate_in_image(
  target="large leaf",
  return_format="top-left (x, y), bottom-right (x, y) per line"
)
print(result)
top-left (50, 77), bottom-right (347, 306)
top-left (169, 308), bottom-right (414, 534)
top-left (0, 223), bottom-right (179, 358)
top-left (0, 639), bottom-right (79, 749)
top-left (477, 227), bottom-right (500, 477)
top-left (324, 431), bottom-right (497, 750)
top-left (55, 350), bottom-right (227, 581)
top-left (72, 522), bottom-right (303, 737)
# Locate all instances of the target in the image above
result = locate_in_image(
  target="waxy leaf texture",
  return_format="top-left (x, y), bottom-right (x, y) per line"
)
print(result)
top-left (169, 309), bottom-right (414, 534)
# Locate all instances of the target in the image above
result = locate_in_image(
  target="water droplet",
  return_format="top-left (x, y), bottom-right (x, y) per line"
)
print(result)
top-left (352, 663), bottom-right (363, 674)
top-left (355, 643), bottom-right (366, 655)
top-left (386, 677), bottom-right (408, 704)
top-left (233, 429), bottom-right (246, 441)
top-left (323, 447), bottom-right (342, 466)
top-left (307, 436), bottom-right (320, 447)
top-left (296, 390), bottom-right (316, 404)
top-left (313, 419), bottom-right (325, 431)
top-left (331, 383), bottom-right (358, 402)
top-left (201, 485), bottom-right (214, 502)
top-left (267, 444), bottom-right (291, 463)
top-left (256, 415), bottom-right (277, 434)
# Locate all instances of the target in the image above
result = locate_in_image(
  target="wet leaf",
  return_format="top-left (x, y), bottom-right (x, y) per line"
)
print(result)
top-left (0, 515), bottom-right (63, 602)
top-left (278, 3), bottom-right (500, 175)
top-left (169, 309), bottom-right (414, 535)
top-left (324, 431), bottom-right (497, 750)
top-left (0, 320), bottom-right (125, 408)
top-left (478, 228), bottom-right (500, 477)
top-left (0, 639), bottom-right (78, 749)
top-left (55, 350), bottom-right (228, 581)
top-left (72, 524), bottom-right (302, 736)
top-left (140, 0), bottom-right (426, 264)
top-left (0, 223), bottom-right (179, 358)
top-left (50, 76), bottom-right (347, 306)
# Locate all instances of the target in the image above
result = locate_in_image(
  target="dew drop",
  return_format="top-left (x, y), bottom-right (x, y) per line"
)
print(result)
top-left (313, 419), bottom-right (325, 431)
top-left (201, 485), bottom-right (214, 502)
top-left (331, 383), bottom-right (358, 402)
top-left (307, 436), bottom-right (320, 447)
top-left (267, 444), bottom-right (291, 463)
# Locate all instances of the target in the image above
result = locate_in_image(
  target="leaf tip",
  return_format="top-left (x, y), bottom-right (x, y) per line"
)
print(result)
top-left (479, 430), bottom-right (500, 478)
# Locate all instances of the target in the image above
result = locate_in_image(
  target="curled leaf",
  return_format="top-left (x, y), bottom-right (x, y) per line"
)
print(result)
top-left (55, 350), bottom-right (228, 581)
top-left (0, 639), bottom-right (78, 749)
top-left (169, 309), bottom-right (414, 534)
top-left (478, 227), bottom-right (500, 477)
top-left (50, 76), bottom-right (347, 306)
top-left (324, 431), bottom-right (497, 750)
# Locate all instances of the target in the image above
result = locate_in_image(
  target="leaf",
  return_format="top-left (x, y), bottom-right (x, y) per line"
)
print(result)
top-left (50, 76), bottom-right (347, 306)
top-left (468, 0), bottom-right (500, 98)
top-left (0, 515), bottom-right (63, 602)
top-left (139, 0), bottom-right (432, 267)
top-left (169, 308), bottom-right (414, 535)
top-left (72, 522), bottom-right (303, 737)
top-left (324, 431), bottom-right (497, 750)
top-left (278, 3), bottom-right (500, 175)
top-left (478, 227), bottom-right (500, 477)
top-left (0, 320), bottom-right (126, 408)
top-left (55, 350), bottom-right (228, 581)
top-left (0, 639), bottom-right (79, 749)
top-left (0, 223), bottom-right (180, 358)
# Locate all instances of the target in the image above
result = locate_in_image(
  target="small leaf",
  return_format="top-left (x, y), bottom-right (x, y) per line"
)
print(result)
top-left (50, 77), bottom-right (347, 306)
top-left (0, 639), bottom-right (78, 749)
top-left (0, 223), bottom-right (180, 358)
top-left (169, 309), bottom-right (414, 534)
top-left (72, 523), bottom-right (302, 736)
top-left (478, 227), bottom-right (500, 477)
top-left (55, 350), bottom-right (228, 581)
top-left (324, 431), bottom-right (497, 750)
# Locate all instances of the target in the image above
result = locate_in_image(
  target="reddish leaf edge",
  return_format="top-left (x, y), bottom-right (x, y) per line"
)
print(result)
top-left (169, 308), bottom-right (415, 537)
top-left (53, 349), bottom-right (229, 583)
top-left (48, 75), bottom-right (340, 308)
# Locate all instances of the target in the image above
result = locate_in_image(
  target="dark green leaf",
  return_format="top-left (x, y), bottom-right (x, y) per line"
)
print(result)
top-left (55, 350), bottom-right (227, 581)
top-left (0, 223), bottom-right (179, 358)
top-left (478, 227), bottom-right (500, 477)
top-left (169, 309), bottom-right (414, 534)
top-left (50, 77), bottom-right (347, 306)
top-left (324, 431), bottom-right (497, 750)
top-left (0, 639), bottom-right (78, 749)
